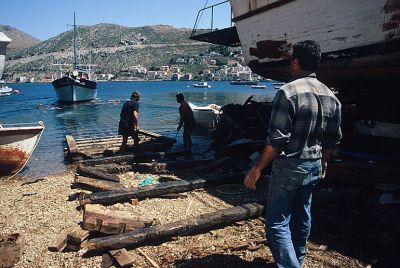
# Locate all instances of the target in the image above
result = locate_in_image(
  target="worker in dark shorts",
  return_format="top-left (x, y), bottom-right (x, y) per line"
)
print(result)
top-left (176, 93), bottom-right (195, 155)
top-left (118, 91), bottom-right (140, 153)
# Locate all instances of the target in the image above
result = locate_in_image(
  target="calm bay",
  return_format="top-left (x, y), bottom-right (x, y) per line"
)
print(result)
top-left (0, 80), bottom-right (278, 179)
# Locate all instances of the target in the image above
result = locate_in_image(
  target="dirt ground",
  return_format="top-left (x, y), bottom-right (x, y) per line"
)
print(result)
top-left (1, 166), bottom-right (398, 268)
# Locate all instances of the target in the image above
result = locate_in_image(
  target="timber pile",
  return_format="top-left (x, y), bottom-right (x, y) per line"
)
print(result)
top-left (212, 96), bottom-right (272, 158)
top-left (55, 147), bottom-right (265, 267)
top-left (65, 129), bottom-right (176, 161)
top-left (210, 96), bottom-right (400, 185)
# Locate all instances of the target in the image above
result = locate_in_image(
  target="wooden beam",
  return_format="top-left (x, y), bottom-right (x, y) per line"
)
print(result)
top-left (77, 164), bottom-right (120, 182)
top-left (79, 151), bottom-right (187, 166)
top-left (87, 203), bottom-right (264, 251)
top-left (67, 226), bottom-right (90, 244)
top-left (101, 253), bottom-right (116, 268)
top-left (109, 248), bottom-right (134, 267)
top-left (74, 175), bottom-right (126, 192)
top-left (48, 226), bottom-right (75, 252)
top-left (138, 129), bottom-right (176, 144)
top-left (133, 159), bottom-right (212, 173)
top-left (80, 173), bottom-right (244, 205)
top-left (66, 135), bottom-right (79, 154)
top-left (83, 204), bottom-right (151, 234)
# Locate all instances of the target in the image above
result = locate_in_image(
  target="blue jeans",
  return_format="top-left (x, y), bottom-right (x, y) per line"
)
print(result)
top-left (266, 157), bottom-right (322, 268)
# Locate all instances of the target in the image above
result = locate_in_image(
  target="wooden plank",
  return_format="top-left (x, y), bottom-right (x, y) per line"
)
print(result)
top-left (74, 175), bottom-right (126, 191)
top-left (75, 138), bottom-right (159, 149)
top-left (137, 248), bottom-right (160, 268)
top-left (83, 204), bottom-right (150, 234)
top-left (109, 248), bottom-right (134, 267)
top-left (48, 226), bottom-right (75, 252)
top-left (77, 143), bottom-right (173, 157)
top-left (79, 151), bottom-right (187, 166)
top-left (67, 226), bottom-right (90, 244)
top-left (87, 203), bottom-right (264, 251)
top-left (66, 135), bottom-right (79, 154)
top-left (77, 164), bottom-right (120, 182)
top-left (138, 129), bottom-right (176, 143)
top-left (80, 173), bottom-right (244, 205)
top-left (133, 159), bottom-right (212, 173)
top-left (0, 233), bottom-right (24, 268)
top-left (101, 253), bottom-right (115, 268)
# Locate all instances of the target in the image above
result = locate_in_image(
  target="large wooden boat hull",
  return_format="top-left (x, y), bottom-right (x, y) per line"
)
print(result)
top-left (0, 122), bottom-right (44, 178)
top-left (230, 0), bottom-right (400, 88)
top-left (52, 76), bottom-right (97, 103)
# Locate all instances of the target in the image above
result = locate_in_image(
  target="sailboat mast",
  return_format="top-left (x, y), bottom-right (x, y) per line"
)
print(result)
top-left (73, 12), bottom-right (77, 69)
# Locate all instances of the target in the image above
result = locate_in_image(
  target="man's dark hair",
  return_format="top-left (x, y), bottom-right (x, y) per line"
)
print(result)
top-left (131, 91), bottom-right (140, 100)
top-left (176, 93), bottom-right (184, 101)
top-left (292, 40), bottom-right (321, 72)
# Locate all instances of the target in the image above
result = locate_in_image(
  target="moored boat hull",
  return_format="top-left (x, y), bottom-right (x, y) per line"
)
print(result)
top-left (52, 76), bottom-right (97, 103)
top-left (0, 123), bottom-right (44, 178)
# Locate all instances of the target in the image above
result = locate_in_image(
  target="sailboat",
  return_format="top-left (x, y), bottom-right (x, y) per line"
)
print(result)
top-left (52, 12), bottom-right (97, 103)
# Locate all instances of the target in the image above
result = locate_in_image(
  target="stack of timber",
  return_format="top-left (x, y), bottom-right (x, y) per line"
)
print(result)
top-left (212, 96), bottom-right (272, 157)
top-left (65, 129), bottom-right (176, 161)
top-left (210, 95), bottom-right (400, 185)
top-left (57, 156), bottom-right (265, 265)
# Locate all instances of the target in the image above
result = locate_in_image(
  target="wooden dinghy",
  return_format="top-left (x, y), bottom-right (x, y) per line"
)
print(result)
top-left (0, 121), bottom-right (45, 178)
top-left (65, 129), bottom-right (176, 161)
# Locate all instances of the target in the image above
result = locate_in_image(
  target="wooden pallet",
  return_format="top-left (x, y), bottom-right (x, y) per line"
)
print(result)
top-left (65, 129), bottom-right (176, 161)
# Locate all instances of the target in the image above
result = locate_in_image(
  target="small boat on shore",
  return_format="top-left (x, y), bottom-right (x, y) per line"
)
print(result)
top-left (0, 80), bottom-right (13, 96)
top-left (52, 12), bottom-right (97, 103)
top-left (193, 81), bottom-right (211, 88)
top-left (189, 103), bottom-right (221, 129)
top-left (0, 121), bottom-right (44, 178)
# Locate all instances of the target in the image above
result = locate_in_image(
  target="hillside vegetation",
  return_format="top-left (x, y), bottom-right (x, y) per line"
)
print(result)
top-left (2, 23), bottom-right (226, 81)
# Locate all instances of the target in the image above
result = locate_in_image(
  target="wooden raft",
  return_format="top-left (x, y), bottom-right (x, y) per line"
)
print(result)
top-left (65, 129), bottom-right (176, 161)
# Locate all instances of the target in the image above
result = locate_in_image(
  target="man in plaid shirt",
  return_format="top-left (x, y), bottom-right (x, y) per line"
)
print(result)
top-left (244, 40), bottom-right (342, 268)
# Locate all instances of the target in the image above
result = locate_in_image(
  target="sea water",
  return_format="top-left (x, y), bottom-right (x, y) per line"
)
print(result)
top-left (0, 80), bottom-right (278, 179)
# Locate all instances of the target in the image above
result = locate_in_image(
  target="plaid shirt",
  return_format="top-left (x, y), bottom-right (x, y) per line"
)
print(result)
top-left (267, 73), bottom-right (342, 159)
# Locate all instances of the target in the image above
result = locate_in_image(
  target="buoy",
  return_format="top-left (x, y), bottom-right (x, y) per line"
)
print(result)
top-left (14, 89), bottom-right (20, 94)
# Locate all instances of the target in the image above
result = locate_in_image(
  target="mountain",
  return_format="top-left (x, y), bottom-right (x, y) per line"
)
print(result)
top-left (0, 25), bottom-right (41, 55)
top-left (3, 24), bottom-right (224, 81)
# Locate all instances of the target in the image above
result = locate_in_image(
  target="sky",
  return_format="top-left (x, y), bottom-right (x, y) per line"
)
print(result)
top-left (1, 0), bottom-right (232, 41)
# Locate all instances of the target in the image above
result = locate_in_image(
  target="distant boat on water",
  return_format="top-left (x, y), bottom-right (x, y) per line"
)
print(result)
top-left (272, 82), bottom-right (286, 89)
top-left (193, 81), bottom-right (211, 88)
top-left (251, 84), bottom-right (267, 89)
top-left (0, 121), bottom-right (44, 178)
top-left (230, 80), bottom-right (258, 85)
top-left (0, 80), bottom-right (13, 96)
top-left (52, 12), bottom-right (97, 103)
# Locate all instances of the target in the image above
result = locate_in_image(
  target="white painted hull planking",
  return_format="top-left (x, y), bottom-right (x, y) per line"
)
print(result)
top-left (229, 0), bottom-right (400, 87)
top-left (0, 122), bottom-right (44, 178)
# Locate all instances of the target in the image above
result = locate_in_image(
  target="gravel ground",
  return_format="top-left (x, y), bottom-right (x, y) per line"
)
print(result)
top-left (1, 167), bottom-right (389, 268)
